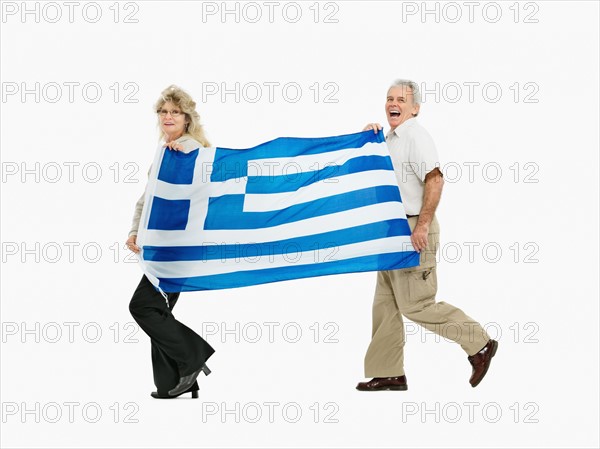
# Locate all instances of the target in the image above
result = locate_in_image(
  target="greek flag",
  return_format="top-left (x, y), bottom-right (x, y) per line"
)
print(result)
top-left (136, 130), bottom-right (419, 292)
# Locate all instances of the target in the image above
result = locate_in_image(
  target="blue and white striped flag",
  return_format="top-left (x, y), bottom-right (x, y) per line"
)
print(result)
top-left (136, 130), bottom-right (419, 292)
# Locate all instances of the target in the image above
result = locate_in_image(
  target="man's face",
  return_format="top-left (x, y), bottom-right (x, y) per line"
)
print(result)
top-left (386, 85), bottom-right (420, 131)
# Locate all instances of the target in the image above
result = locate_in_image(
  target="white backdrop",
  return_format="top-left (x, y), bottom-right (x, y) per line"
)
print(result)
top-left (1, 1), bottom-right (598, 447)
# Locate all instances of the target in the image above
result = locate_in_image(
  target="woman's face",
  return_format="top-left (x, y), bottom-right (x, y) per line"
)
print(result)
top-left (158, 101), bottom-right (188, 140)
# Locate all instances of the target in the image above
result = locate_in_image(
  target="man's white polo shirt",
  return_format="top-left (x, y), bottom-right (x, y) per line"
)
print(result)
top-left (386, 118), bottom-right (440, 216)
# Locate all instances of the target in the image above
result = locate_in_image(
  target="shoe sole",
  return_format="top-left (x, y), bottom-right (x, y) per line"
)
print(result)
top-left (471, 340), bottom-right (498, 388)
top-left (151, 389), bottom-right (199, 399)
top-left (356, 385), bottom-right (408, 391)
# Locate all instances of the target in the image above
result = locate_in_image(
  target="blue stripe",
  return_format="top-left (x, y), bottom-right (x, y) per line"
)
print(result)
top-left (143, 219), bottom-right (411, 261)
top-left (245, 155), bottom-right (394, 194)
top-left (156, 251), bottom-right (421, 292)
top-left (204, 185), bottom-right (401, 230)
top-left (211, 129), bottom-right (385, 182)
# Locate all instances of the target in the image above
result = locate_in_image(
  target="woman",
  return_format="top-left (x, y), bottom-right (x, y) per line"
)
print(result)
top-left (127, 85), bottom-right (214, 399)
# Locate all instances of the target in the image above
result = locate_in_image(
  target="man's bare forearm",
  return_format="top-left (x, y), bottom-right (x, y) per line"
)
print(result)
top-left (417, 168), bottom-right (444, 228)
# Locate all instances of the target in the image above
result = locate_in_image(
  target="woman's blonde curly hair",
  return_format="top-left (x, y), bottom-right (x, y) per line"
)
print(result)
top-left (154, 85), bottom-right (211, 147)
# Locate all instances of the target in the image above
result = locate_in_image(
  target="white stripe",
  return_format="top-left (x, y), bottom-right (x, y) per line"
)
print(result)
top-left (141, 201), bottom-right (407, 246)
top-left (144, 235), bottom-right (415, 278)
top-left (153, 176), bottom-right (247, 200)
top-left (247, 141), bottom-right (390, 176)
top-left (243, 169), bottom-right (398, 212)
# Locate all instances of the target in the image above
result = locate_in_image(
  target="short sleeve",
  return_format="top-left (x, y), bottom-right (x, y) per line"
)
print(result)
top-left (407, 126), bottom-right (440, 182)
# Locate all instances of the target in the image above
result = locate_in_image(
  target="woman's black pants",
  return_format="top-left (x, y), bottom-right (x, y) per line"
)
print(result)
top-left (129, 275), bottom-right (215, 395)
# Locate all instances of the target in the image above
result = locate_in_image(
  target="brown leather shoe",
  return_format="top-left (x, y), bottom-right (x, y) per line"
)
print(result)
top-left (468, 339), bottom-right (498, 387)
top-left (356, 376), bottom-right (408, 391)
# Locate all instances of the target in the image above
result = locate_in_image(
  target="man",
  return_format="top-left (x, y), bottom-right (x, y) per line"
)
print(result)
top-left (357, 79), bottom-right (497, 391)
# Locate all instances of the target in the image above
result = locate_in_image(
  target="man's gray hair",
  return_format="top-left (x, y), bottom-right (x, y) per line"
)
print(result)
top-left (389, 79), bottom-right (421, 105)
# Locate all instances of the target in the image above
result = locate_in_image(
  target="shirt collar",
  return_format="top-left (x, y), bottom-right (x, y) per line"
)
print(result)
top-left (387, 117), bottom-right (418, 139)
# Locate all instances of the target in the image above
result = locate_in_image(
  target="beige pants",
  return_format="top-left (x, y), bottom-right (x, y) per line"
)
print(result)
top-left (364, 216), bottom-right (490, 377)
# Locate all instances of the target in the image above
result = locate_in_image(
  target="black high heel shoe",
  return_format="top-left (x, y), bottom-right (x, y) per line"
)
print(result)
top-left (151, 385), bottom-right (199, 399)
top-left (168, 363), bottom-right (211, 397)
